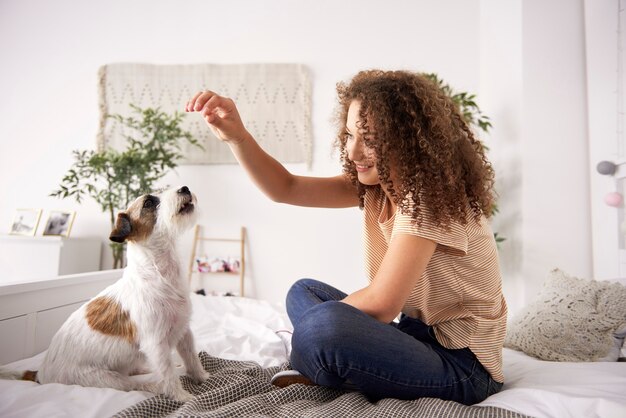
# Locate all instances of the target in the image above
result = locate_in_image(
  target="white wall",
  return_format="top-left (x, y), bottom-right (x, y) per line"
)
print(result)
top-left (0, 0), bottom-right (593, 311)
top-left (520, 0), bottom-right (592, 301)
top-left (478, 0), bottom-right (592, 314)
top-left (479, 0), bottom-right (525, 313)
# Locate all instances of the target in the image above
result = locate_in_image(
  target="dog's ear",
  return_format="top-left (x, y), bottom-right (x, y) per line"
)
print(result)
top-left (109, 213), bottom-right (132, 243)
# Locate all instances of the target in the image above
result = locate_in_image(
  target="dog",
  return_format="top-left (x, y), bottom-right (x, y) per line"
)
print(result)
top-left (0, 186), bottom-right (208, 402)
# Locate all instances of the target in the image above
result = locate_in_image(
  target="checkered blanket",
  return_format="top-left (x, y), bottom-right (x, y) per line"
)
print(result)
top-left (114, 352), bottom-right (528, 418)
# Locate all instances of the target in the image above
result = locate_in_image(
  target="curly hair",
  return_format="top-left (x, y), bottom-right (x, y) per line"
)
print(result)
top-left (334, 69), bottom-right (496, 227)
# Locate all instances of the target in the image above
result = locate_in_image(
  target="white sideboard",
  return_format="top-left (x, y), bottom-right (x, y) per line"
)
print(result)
top-left (0, 235), bottom-right (102, 284)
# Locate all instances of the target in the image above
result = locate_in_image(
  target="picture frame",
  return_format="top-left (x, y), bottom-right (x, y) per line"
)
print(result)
top-left (9, 208), bottom-right (43, 236)
top-left (42, 210), bottom-right (76, 237)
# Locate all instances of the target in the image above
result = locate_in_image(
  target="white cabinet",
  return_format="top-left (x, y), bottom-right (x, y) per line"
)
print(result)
top-left (0, 236), bottom-right (101, 283)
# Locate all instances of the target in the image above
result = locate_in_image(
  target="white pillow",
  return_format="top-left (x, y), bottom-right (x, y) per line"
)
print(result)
top-left (505, 268), bottom-right (626, 362)
top-left (616, 279), bottom-right (626, 360)
top-left (610, 278), bottom-right (626, 286)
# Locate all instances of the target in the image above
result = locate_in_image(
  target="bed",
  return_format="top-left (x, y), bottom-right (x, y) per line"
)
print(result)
top-left (1, 270), bottom-right (625, 418)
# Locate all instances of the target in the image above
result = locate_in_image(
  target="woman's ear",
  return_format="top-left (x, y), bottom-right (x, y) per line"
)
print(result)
top-left (109, 213), bottom-right (132, 243)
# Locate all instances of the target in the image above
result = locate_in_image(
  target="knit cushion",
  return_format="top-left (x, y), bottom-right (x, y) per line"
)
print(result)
top-left (504, 269), bottom-right (626, 362)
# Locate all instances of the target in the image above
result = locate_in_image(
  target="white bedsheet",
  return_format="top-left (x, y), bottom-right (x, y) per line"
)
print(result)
top-left (479, 348), bottom-right (626, 418)
top-left (1, 294), bottom-right (625, 418)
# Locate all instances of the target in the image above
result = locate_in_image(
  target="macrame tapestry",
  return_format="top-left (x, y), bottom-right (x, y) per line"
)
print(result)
top-left (97, 63), bottom-right (312, 165)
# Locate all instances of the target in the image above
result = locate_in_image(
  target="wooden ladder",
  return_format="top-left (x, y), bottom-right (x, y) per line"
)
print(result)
top-left (188, 225), bottom-right (246, 297)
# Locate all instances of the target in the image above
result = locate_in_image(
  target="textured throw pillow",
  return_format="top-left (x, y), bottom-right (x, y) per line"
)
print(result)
top-left (504, 268), bottom-right (626, 362)
top-left (615, 278), bottom-right (626, 360)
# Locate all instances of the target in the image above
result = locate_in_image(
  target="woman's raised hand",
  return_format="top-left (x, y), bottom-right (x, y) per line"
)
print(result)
top-left (185, 91), bottom-right (249, 144)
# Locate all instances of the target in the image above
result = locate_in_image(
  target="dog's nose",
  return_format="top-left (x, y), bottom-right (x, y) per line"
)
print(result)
top-left (178, 186), bottom-right (190, 195)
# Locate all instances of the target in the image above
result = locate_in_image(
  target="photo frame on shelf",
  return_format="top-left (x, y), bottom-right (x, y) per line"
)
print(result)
top-left (9, 208), bottom-right (42, 236)
top-left (42, 210), bottom-right (76, 237)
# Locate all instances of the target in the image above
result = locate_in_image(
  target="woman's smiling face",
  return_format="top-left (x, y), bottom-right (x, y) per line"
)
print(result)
top-left (346, 100), bottom-right (379, 186)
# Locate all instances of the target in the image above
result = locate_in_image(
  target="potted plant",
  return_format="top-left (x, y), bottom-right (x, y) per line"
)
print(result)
top-left (51, 105), bottom-right (202, 268)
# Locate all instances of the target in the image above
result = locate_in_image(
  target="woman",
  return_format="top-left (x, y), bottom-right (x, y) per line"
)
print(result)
top-left (185, 69), bottom-right (506, 405)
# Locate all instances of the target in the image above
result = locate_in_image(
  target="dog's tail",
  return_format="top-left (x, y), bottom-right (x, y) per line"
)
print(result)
top-left (0, 367), bottom-right (38, 382)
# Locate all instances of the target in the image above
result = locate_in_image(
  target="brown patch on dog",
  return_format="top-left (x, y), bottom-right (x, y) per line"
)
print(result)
top-left (21, 370), bottom-right (38, 382)
top-left (86, 296), bottom-right (137, 345)
top-left (109, 195), bottom-right (159, 243)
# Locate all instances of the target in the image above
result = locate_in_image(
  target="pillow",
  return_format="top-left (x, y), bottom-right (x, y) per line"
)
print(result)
top-left (617, 278), bottom-right (626, 360)
top-left (504, 268), bottom-right (626, 362)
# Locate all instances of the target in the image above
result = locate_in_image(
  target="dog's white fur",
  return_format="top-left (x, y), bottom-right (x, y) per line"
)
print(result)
top-left (0, 186), bottom-right (208, 402)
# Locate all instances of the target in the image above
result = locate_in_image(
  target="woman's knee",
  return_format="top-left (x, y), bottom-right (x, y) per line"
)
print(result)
top-left (288, 278), bottom-right (324, 294)
top-left (286, 278), bottom-right (316, 318)
top-left (292, 301), bottom-right (352, 349)
top-left (286, 279), bottom-right (349, 327)
top-left (286, 278), bottom-right (321, 302)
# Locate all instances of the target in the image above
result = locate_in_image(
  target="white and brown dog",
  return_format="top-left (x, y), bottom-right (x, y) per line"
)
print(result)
top-left (1, 186), bottom-right (208, 402)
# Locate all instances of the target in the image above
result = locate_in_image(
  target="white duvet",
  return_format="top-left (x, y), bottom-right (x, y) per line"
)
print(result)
top-left (1, 294), bottom-right (625, 418)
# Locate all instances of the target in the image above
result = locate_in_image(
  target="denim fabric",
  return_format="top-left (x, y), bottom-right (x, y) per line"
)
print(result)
top-left (286, 278), bottom-right (503, 404)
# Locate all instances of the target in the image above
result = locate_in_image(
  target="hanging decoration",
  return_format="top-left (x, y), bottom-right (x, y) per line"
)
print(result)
top-left (596, 160), bottom-right (625, 207)
top-left (97, 63), bottom-right (312, 167)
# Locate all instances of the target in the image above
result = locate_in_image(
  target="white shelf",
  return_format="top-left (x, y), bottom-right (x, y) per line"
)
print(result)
top-left (0, 235), bottom-right (102, 284)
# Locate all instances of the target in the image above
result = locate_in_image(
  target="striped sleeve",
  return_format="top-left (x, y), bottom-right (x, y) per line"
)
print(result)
top-left (391, 205), bottom-right (468, 256)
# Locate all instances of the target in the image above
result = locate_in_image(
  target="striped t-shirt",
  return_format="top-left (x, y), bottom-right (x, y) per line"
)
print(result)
top-left (363, 188), bottom-right (507, 383)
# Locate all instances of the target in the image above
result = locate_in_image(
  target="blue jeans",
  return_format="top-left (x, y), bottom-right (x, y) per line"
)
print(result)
top-left (286, 278), bottom-right (503, 404)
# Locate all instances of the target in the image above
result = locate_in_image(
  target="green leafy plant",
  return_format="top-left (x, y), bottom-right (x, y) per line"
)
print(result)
top-left (51, 105), bottom-right (202, 268)
top-left (422, 73), bottom-right (504, 246)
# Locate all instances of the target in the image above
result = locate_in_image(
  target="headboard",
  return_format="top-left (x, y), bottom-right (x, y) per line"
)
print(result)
top-left (0, 270), bottom-right (122, 364)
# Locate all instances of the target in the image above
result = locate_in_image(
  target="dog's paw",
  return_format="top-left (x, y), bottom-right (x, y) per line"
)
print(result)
top-left (161, 378), bottom-right (195, 403)
top-left (188, 370), bottom-right (210, 384)
top-left (169, 388), bottom-right (195, 403)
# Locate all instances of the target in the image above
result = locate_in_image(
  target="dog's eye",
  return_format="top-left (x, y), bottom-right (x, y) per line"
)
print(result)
top-left (143, 199), bottom-right (154, 209)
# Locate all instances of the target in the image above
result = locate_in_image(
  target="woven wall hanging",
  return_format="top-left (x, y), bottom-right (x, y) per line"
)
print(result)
top-left (97, 63), bottom-right (312, 166)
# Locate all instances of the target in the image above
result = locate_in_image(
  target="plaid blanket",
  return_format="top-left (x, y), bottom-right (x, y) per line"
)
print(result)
top-left (114, 352), bottom-right (529, 418)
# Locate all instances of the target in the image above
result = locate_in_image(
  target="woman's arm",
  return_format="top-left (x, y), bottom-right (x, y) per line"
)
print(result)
top-left (342, 234), bottom-right (437, 323)
top-left (186, 91), bottom-right (359, 208)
